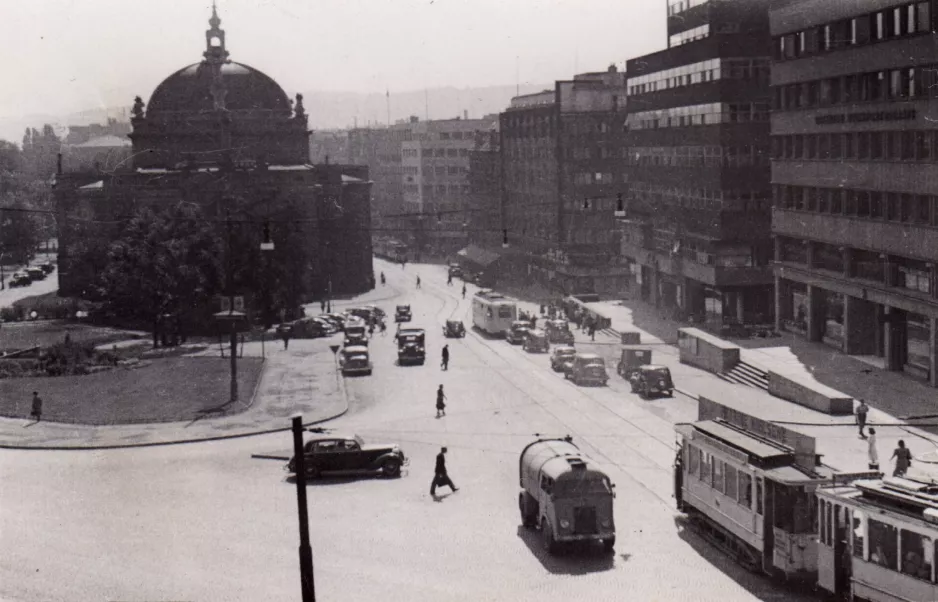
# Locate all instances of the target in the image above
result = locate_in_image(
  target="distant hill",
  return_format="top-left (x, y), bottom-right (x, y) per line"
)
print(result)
top-left (0, 84), bottom-right (550, 143)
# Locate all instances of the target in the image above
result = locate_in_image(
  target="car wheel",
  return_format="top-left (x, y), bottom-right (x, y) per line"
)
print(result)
top-left (381, 458), bottom-right (401, 478)
top-left (305, 465), bottom-right (321, 480)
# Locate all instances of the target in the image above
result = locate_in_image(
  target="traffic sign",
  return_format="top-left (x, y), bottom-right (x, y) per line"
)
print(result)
top-left (329, 345), bottom-right (340, 355)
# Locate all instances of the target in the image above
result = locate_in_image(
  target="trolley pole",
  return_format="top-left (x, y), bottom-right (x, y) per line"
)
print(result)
top-left (291, 416), bottom-right (316, 602)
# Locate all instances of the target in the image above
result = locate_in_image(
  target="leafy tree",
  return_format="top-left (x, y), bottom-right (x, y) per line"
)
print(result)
top-left (96, 204), bottom-right (223, 345)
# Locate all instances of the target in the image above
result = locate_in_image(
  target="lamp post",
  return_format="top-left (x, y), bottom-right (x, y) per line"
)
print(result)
top-left (214, 210), bottom-right (245, 404)
top-left (291, 415), bottom-right (316, 602)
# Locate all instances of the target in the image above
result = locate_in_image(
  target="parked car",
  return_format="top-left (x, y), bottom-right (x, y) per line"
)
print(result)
top-left (361, 305), bottom-right (385, 319)
top-left (506, 320), bottom-right (531, 345)
top-left (395, 305), bottom-right (412, 323)
top-left (284, 434), bottom-right (407, 479)
top-left (339, 345), bottom-right (372, 376)
top-left (286, 318), bottom-right (329, 339)
top-left (9, 272), bottom-right (31, 287)
top-left (549, 345), bottom-right (577, 372)
top-left (545, 319), bottom-right (574, 345)
top-left (312, 317), bottom-right (338, 335)
top-left (26, 267), bottom-right (45, 281)
top-left (564, 353), bottom-right (609, 386)
top-left (629, 365), bottom-right (674, 398)
top-left (443, 320), bottom-right (466, 338)
top-left (322, 314), bottom-right (347, 331)
top-left (39, 261), bottom-right (55, 274)
top-left (522, 329), bottom-right (550, 353)
top-left (616, 347), bottom-right (653, 380)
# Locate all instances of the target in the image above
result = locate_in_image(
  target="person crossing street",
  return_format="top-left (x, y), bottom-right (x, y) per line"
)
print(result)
top-left (461, 284), bottom-right (467, 299)
top-left (416, 275), bottom-right (421, 289)
top-left (436, 385), bottom-right (447, 417)
top-left (441, 345), bottom-right (449, 371)
top-left (430, 447), bottom-right (458, 496)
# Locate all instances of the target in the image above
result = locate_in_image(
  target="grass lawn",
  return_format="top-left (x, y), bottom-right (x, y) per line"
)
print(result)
top-left (0, 321), bottom-right (138, 352)
top-left (0, 356), bottom-right (264, 425)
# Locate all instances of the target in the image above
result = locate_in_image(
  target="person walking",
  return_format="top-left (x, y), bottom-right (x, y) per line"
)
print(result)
top-left (416, 275), bottom-right (421, 289)
top-left (436, 385), bottom-right (447, 417)
top-left (856, 399), bottom-right (869, 438)
top-left (30, 391), bottom-right (42, 422)
top-left (461, 284), bottom-right (467, 299)
top-left (368, 321), bottom-right (375, 338)
top-left (320, 299), bottom-right (326, 313)
top-left (430, 446), bottom-right (458, 496)
top-left (588, 319), bottom-right (597, 342)
top-left (441, 345), bottom-right (449, 371)
top-left (447, 273), bottom-right (453, 286)
top-left (891, 440), bottom-right (913, 477)
top-left (281, 326), bottom-right (291, 350)
top-left (867, 428), bottom-right (879, 470)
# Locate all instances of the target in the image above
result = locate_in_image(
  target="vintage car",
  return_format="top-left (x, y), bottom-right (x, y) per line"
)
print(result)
top-left (397, 328), bottom-right (426, 365)
top-left (339, 345), bottom-right (372, 376)
top-left (443, 320), bottom-right (466, 338)
top-left (285, 433), bottom-right (407, 479)
top-left (39, 261), bottom-right (55, 274)
top-left (347, 307), bottom-right (376, 323)
top-left (362, 305), bottom-right (386, 319)
top-left (630, 364), bottom-right (674, 398)
top-left (26, 267), bottom-right (45, 281)
top-left (549, 345), bottom-right (577, 372)
top-left (322, 313), bottom-right (347, 331)
top-left (564, 353), bottom-right (609, 386)
top-left (9, 271), bottom-right (31, 287)
top-left (545, 319), bottom-right (575, 345)
top-left (616, 347), bottom-right (653, 380)
top-left (343, 319), bottom-right (369, 346)
top-left (506, 320), bottom-right (531, 345)
top-left (522, 329), bottom-right (550, 353)
top-left (395, 305), bottom-right (412, 322)
top-left (448, 264), bottom-right (463, 278)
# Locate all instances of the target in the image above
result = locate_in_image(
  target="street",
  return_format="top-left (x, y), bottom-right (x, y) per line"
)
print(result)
top-left (0, 260), bottom-right (813, 602)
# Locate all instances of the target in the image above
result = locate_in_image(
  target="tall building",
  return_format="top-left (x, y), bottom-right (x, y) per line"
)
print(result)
top-left (501, 66), bottom-right (630, 295)
top-left (55, 7), bottom-right (373, 316)
top-left (347, 120), bottom-right (413, 240)
top-left (619, 0), bottom-right (774, 329)
top-left (769, 0), bottom-right (938, 386)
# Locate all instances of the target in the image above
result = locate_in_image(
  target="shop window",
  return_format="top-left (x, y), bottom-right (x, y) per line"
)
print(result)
top-left (831, 190), bottom-right (843, 214)
top-left (916, 195), bottom-right (931, 224)
top-left (843, 133), bottom-right (855, 159)
top-left (739, 472), bottom-right (753, 508)
top-left (853, 511), bottom-right (866, 558)
top-left (901, 193), bottom-right (915, 222)
top-left (901, 530), bottom-right (933, 580)
top-left (858, 132), bottom-right (871, 159)
top-left (805, 135), bottom-right (817, 159)
top-left (869, 518), bottom-right (899, 570)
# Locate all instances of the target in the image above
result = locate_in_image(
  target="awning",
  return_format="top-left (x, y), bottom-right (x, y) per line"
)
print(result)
top-left (457, 244), bottom-right (502, 268)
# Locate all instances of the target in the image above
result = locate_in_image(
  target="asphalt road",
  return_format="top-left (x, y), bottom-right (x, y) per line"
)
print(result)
top-left (0, 260), bottom-right (811, 602)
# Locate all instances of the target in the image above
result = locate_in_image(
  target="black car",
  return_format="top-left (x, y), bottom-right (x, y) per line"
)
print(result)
top-left (443, 320), bottom-right (466, 338)
top-left (9, 272), bottom-right (31, 287)
top-left (285, 434), bottom-right (407, 479)
top-left (397, 328), bottom-right (426, 365)
top-left (506, 321), bottom-right (530, 345)
top-left (395, 305), bottom-right (412, 323)
top-left (630, 365), bottom-right (675, 398)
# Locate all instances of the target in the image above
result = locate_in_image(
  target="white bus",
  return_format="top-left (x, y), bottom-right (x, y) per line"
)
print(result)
top-left (472, 290), bottom-right (517, 337)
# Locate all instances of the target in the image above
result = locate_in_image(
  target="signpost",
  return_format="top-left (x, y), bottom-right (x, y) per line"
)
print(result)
top-left (291, 416), bottom-right (316, 602)
top-left (329, 344), bottom-right (340, 384)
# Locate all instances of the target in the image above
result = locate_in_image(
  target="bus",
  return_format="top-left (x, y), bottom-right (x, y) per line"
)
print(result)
top-left (472, 290), bottom-right (517, 337)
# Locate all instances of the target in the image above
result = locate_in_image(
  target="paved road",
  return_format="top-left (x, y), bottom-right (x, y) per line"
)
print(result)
top-left (0, 254), bottom-right (58, 310)
top-left (1, 259), bottom-right (814, 602)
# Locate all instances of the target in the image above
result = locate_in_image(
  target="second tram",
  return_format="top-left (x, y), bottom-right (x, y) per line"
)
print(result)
top-left (472, 290), bottom-right (517, 337)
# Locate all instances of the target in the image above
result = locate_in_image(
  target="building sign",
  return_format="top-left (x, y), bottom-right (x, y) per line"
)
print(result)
top-left (815, 109), bottom-right (916, 126)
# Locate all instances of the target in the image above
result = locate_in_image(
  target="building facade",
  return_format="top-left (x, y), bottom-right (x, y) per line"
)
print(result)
top-left (769, 0), bottom-right (938, 386)
top-left (55, 7), bottom-right (374, 315)
top-left (501, 66), bottom-right (630, 295)
top-left (620, 0), bottom-right (774, 329)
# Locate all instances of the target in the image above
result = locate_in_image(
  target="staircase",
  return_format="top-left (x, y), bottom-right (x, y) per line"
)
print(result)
top-left (718, 360), bottom-right (769, 391)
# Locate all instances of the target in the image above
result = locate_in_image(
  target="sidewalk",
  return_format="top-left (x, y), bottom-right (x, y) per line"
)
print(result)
top-left (0, 335), bottom-right (349, 449)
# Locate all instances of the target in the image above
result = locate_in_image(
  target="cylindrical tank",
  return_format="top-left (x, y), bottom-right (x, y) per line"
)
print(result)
top-left (520, 437), bottom-right (581, 490)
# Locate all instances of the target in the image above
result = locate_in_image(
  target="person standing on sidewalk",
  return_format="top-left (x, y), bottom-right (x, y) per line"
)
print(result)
top-left (281, 326), bottom-right (291, 350)
top-left (436, 385), bottom-right (447, 417)
top-left (30, 391), bottom-right (43, 422)
top-left (891, 440), bottom-right (912, 477)
top-left (462, 284), bottom-right (467, 299)
top-left (856, 399), bottom-right (869, 438)
top-left (441, 345), bottom-right (449, 371)
top-left (867, 428), bottom-right (879, 470)
top-left (430, 447), bottom-right (458, 496)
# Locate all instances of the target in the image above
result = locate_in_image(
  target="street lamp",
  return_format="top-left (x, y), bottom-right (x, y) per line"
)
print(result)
top-left (214, 211), bottom-right (245, 404)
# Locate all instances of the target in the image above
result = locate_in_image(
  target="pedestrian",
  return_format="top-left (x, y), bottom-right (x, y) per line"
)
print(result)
top-left (281, 327), bottom-right (291, 350)
top-left (891, 440), bottom-right (913, 477)
top-left (856, 399), bottom-right (869, 438)
top-left (416, 275), bottom-right (421, 289)
top-left (368, 322), bottom-right (375, 338)
top-left (441, 345), bottom-right (449, 371)
top-left (462, 284), bottom-right (466, 299)
top-left (588, 320), bottom-right (596, 341)
top-left (30, 391), bottom-right (42, 422)
top-left (430, 446), bottom-right (458, 496)
top-left (320, 299), bottom-right (326, 313)
top-left (447, 274), bottom-right (453, 286)
top-left (867, 428), bottom-right (879, 471)
top-left (436, 385), bottom-right (447, 417)
top-left (379, 320), bottom-right (387, 336)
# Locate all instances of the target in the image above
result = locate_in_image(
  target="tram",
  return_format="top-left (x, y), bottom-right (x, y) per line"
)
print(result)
top-left (471, 289), bottom-right (517, 337)
top-left (673, 396), bottom-right (878, 584)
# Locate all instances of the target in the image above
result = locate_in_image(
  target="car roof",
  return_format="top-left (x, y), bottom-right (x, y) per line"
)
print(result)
top-left (575, 353), bottom-right (602, 360)
top-left (446, 319), bottom-right (462, 325)
top-left (553, 345), bottom-right (575, 352)
top-left (528, 329), bottom-right (546, 336)
top-left (305, 433), bottom-right (362, 443)
top-left (642, 364), bottom-right (669, 371)
top-left (512, 321), bottom-right (530, 327)
top-left (343, 345), bottom-right (369, 353)
top-left (399, 328), bottom-right (424, 334)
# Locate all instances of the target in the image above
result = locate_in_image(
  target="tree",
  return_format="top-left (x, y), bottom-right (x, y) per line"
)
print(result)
top-left (96, 205), bottom-right (223, 345)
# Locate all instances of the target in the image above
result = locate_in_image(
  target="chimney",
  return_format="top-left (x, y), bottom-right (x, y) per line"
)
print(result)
top-left (463, 110), bottom-right (468, 120)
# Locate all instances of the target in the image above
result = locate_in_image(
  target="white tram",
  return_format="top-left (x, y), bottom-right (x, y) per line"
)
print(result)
top-left (472, 290), bottom-right (517, 337)
top-left (816, 476), bottom-right (938, 602)
top-left (674, 396), bottom-right (877, 583)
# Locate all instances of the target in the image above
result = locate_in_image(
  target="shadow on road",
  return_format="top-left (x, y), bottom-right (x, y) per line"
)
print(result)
top-left (515, 525), bottom-right (615, 575)
top-left (284, 471), bottom-right (407, 487)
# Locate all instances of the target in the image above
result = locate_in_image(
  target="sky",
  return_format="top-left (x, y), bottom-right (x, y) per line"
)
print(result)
top-left (0, 0), bottom-right (667, 122)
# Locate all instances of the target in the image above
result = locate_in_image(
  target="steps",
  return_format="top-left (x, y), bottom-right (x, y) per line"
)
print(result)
top-left (718, 360), bottom-right (769, 391)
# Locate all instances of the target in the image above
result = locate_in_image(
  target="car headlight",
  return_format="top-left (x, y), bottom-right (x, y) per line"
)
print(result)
top-left (560, 519), bottom-right (570, 529)
top-left (601, 519), bottom-right (611, 528)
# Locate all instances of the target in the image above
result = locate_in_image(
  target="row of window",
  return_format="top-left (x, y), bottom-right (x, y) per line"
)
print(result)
top-left (630, 145), bottom-right (770, 168)
top-left (403, 183), bottom-right (471, 196)
top-left (629, 102), bottom-right (770, 129)
top-left (670, 23), bottom-right (710, 47)
top-left (774, 185), bottom-right (938, 228)
top-left (685, 444), bottom-right (759, 512)
top-left (571, 172), bottom-right (615, 186)
top-left (773, 130), bottom-right (937, 163)
top-left (775, 65), bottom-right (938, 111)
top-left (627, 58), bottom-right (769, 96)
top-left (667, 0), bottom-right (710, 17)
top-left (631, 182), bottom-right (770, 213)
top-left (775, 2), bottom-right (932, 61)
top-left (402, 147), bottom-right (471, 159)
top-left (437, 131), bottom-right (477, 141)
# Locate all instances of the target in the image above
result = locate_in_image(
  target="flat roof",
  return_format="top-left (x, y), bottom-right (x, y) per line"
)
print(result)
top-left (694, 420), bottom-right (792, 461)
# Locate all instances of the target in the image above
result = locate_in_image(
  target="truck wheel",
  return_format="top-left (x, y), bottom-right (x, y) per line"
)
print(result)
top-left (542, 520), bottom-right (559, 555)
top-left (603, 536), bottom-right (616, 553)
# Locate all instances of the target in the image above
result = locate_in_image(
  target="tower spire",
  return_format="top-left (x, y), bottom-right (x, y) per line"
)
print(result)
top-left (204, 1), bottom-right (229, 63)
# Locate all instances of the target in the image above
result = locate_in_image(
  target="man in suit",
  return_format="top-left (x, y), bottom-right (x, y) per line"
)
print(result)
top-left (430, 447), bottom-right (458, 496)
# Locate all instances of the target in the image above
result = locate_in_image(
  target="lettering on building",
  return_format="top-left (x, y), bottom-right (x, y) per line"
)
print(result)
top-left (815, 109), bottom-right (916, 126)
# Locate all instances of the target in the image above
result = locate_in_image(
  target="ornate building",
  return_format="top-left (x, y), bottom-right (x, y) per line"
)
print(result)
top-left (55, 6), bottom-right (374, 319)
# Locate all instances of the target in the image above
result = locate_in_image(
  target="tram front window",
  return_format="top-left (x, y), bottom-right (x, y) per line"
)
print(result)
top-left (773, 486), bottom-right (815, 534)
top-left (900, 529), bottom-right (932, 580)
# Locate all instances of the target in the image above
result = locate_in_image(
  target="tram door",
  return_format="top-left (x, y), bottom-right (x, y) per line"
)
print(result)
top-left (833, 505), bottom-right (851, 596)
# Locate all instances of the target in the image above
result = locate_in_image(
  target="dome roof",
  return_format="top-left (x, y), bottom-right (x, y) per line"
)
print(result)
top-left (146, 61), bottom-right (291, 114)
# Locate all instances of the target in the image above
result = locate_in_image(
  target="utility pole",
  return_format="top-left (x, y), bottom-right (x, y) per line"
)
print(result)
top-left (226, 211), bottom-right (238, 403)
top-left (291, 416), bottom-right (316, 602)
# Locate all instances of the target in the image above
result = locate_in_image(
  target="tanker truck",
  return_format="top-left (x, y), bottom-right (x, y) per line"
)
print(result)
top-left (518, 437), bottom-right (616, 554)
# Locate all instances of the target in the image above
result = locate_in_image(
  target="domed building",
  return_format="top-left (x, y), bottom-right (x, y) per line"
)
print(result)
top-left (55, 6), bottom-right (374, 322)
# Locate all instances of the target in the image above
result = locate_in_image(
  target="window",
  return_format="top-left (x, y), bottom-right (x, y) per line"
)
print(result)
top-left (701, 451), bottom-right (712, 485)
top-left (901, 530), bottom-right (933, 580)
top-left (853, 511), bottom-right (866, 558)
top-left (869, 519), bottom-right (899, 570)
top-left (688, 445), bottom-right (699, 476)
top-left (918, 2), bottom-right (932, 33)
top-left (713, 459), bottom-right (724, 492)
top-left (756, 478), bottom-right (763, 514)
top-left (724, 464), bottom-right (738, 501)
top-left (739, 472), bottom-right (752, 508)
top-left (819, 500), bottom-right (828, 545)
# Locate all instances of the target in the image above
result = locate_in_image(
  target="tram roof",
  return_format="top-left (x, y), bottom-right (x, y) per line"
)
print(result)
top-left (688, 420), bottom-right (793, 462)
